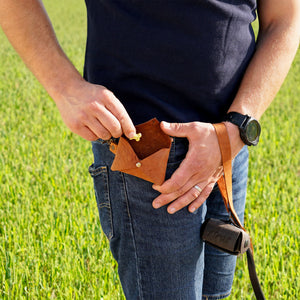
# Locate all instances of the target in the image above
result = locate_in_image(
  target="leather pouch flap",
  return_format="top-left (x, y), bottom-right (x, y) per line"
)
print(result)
top-left (110, 118), bottom-right (172, 185)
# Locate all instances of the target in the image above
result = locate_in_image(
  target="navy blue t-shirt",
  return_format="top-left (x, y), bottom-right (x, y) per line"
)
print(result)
top-left (84, 0), bottom-right (257, 124)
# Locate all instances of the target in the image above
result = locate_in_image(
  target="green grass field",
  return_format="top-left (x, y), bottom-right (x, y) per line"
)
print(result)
top-left (0, 1), bottom-right (299, 299)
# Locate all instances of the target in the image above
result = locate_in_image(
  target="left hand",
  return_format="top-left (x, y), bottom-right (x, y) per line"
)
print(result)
top-left (152, 121), bottom-right (224, 214)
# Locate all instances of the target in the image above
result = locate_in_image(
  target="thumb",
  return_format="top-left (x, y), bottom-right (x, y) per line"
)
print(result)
top-left (160, 121), bottom-right (191, 138)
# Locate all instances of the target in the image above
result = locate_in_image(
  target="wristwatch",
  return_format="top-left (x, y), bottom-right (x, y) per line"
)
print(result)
top-left (223, 112), bottom-right (261, 146)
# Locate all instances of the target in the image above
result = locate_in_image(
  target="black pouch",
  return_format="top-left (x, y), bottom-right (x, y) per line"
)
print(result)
top-left (200, 218), bottom-right (251, 255)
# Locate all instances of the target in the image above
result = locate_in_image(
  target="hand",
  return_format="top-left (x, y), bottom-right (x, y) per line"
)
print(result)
top-left (152, 121), bottom-right (224, 214)
top-left (54, 79), bottom-right (136, 141)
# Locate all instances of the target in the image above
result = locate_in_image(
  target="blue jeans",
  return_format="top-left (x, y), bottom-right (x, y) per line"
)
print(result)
top-left (89, 137), bottom-right (248, 299)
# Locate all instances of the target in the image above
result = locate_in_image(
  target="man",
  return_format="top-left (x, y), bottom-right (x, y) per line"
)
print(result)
top-left (1, 0), bottom-right (299, 299)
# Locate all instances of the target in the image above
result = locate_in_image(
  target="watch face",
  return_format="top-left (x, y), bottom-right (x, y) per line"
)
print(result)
top-left (246, 120), bottom-right (260, 142)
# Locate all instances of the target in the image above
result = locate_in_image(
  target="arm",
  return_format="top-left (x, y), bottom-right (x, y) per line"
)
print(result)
top-left (0, 0), bottom-right (136, 141)
top-left (153, 0), bottom-right (300, 214)
top-left (226, 0), bottom-right (300, 156)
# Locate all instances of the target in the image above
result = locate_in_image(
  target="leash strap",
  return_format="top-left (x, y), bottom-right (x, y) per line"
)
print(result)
top-left (213, 123), bottom-right (265, 300)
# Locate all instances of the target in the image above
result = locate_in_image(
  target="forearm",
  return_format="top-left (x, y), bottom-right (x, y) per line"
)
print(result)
top-left (0, 0), bottom-right (82, 101)
top-left (225, 17), bottom-right (299, 156)
top-left (0, 0), bottom-right (137, 141)
top-left (229, 23), bottom-right (299, 119)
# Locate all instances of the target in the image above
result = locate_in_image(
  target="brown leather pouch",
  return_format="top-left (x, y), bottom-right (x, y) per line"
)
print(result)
top-left (200, 218), bottom-right (251, 255)
top-left (109, 118), bottom-right (172, 185)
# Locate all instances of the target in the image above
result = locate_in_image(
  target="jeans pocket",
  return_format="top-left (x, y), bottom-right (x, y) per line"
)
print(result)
top-left (89, 164), bottom-right (114, 240)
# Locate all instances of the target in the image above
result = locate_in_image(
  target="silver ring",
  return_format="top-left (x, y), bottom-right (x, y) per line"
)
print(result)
top-left (194, 185), bottom-right (202, 193)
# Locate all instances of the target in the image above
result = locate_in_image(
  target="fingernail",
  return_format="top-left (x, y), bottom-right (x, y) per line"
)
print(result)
top-left (189, 206), bottom-right (196, 213)
top-left (152, 185), bottom-right (159, 191)
top-left (128, 132), bottom-right (136, 140)
top-left (162, 121), bottom-right (170, 129)
top-left (153, 201), bottom-right (161, 209)
top-left (168, 207), bottom-right (176, 214)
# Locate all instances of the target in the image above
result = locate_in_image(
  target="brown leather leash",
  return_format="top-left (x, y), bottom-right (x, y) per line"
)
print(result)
top-left (213, 123), bottom-right (265, 300)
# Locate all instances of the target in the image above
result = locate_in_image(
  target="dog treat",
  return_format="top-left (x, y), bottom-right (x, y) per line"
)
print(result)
top-left (130, 133), bottom-right (142, 142)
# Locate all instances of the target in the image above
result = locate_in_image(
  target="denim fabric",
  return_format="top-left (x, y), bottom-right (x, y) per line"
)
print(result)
top-left (89, 138), bottom-right (248, 300)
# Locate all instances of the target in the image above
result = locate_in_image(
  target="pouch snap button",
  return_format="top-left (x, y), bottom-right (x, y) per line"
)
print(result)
top-left (136, 162), bottom-right (142, 168)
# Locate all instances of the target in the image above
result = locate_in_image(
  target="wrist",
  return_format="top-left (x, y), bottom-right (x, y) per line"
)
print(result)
top-left (47, 68), bottom-right (85, 103)
top-left (29, 47), bottom-right (84, 103)
top-left (224, 112), bottom-right (261, 146)
top-left (223, 121), bottom-right (245, 159)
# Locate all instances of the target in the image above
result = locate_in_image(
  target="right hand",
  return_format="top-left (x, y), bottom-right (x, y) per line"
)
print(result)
top-left (54, 79), bottom-right (136, 141)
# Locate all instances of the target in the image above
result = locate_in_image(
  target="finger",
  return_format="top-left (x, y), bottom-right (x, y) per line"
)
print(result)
top-left (103, 91), bottom-right (136, 139)
top-left (153, 146), bottom-right (222, 195)
top-left (188, 182), bottom-right (216, 213)
top-left (152, 186), bottom-right (187, 209)
top-left (166, 184), bottom-right (204, 214)
top-left (86, 118), bottom-right (112, 140)
top-left (152, 174), bottom-right (200, 209)
top-left (160, 121), bottom-right (195, 138)
top-left (153, 154), bottom-right (199, 194)
top-left (92, 103), bottom-right (123, 138)
top-left (213, 166), bottom-right (224, 179)
top-left (76, 126), bottom-right (99, 141)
